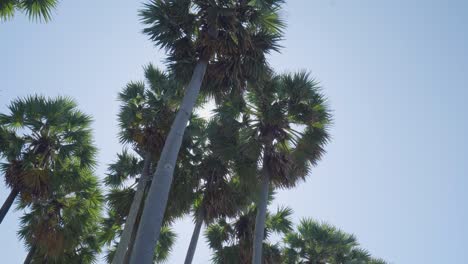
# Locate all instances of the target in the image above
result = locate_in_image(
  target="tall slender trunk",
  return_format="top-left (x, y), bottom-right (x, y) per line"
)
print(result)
top-left (130, 60), bottom-right (208, 264)
top-left (123, 195), bottom-right (146, 264)
top-left (0, 188), bottom-right (19, 224)
top-left (112, 153), bottom-right (151, 264)
top-left (252, 168), bottom-right (271, 264)
top-left (184, 207), bottom-right (205, 264)
top-left (23, 245), bottom-right (36, 264)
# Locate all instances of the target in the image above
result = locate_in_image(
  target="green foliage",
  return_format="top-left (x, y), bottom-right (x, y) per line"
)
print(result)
top-left (0, 0), bottom-right (58, 22)
top-left (104, 225), bottom-right (177, 264)
top-left (205, 205), bottom-right (387, 264)
top-left (241, 71), bottom-right (331, 189)
top-left (265, 206), bottom-right (293, 235)
top-left (18, 165), bottom-right (103, 263)
top-left (0, 96), bottom-right (102, 262)
top-left (111, 63), bottom-right (208, 225)
top-left (191, 140), bottom-right (253, 223)
top-left (104, 150), bottom-right (142, 188)
top-left (0, 1), bottom-right (379, 263)
top-left (100, 151), bottom-right (183, 263)
top-left (117, 63), bottom-right (202, 160)
top-left (283, 219), bottom-right (387, 264)
top-left (206, 205), bottom-right (293, 264)
top-left (101, 65), bottom-right (211, 261)
top-left (140, 0), bottom-right (285, 102)
top-left (0, 96), bottom-right (97, 204)
top-left (154, 226), bottom-right (177, 263)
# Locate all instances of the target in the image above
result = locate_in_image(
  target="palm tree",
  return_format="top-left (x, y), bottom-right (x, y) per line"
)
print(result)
top-left (205, 205), bottom-right (293, 264)
top-left (282, 218), bottom-right (387, 264)
top-left (0, 96), bottom-right (100, 263)
top-left (133, 1), bottom-right (285, 261)
top-left (184, 101), bottom-right (252, 264)
top-left (18, 161), bottom-right (103, 263)
top-left (238, 72), bottom-right (331, 263)
top-left (0, 96), bottom-right (96, 224)
top-left (0, 0), bottom-right (58, 22)
top-left (103, 64), bottom-right (205, 263)
top-left (184, 155), bottom-right (251, 264)
top-left (101, 150), bottom-right (145, 263)
top-left (101, 151), bottom-right (182, 264)
top-left (110, 65), bottom-right (179, 264)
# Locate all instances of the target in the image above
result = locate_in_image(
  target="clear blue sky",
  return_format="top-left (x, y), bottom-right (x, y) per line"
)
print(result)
top-left (1, 0), bottom-right (467, 263)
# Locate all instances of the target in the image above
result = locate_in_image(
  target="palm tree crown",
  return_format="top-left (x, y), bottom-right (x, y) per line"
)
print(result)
top-left (140, 0), bottom-right (284, 101)
top-left (241, 72), bottom-right (331, 263)
top-left (0, 96), bottom-right (96, 223)
top-left (0, 0), bottom-right (59, 22)
top-left (243, 72), bottom-right (331, 188)
top-left (115, 64), bottom-right (206, 223)
top-left (0, 96), bottom-right (102, 263)
top-left (102, 65), bottom-right (207, 263)
top-left (18, 161), bottom-right (103, 263)
top-left (206, 205), bottom-right (293, 264)
top-left (283, 219), bottom-right (387, 264)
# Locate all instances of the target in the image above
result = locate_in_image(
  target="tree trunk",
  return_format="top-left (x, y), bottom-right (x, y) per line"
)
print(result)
top-left (112, 153), bottom-right (151, 264)
top-left (123, 193), bottom-right (146, 264)
top-left (0, 188), bottom-right (19, 224)
top-left (23, 245), bottom-right (36, 264)
top-left (130, 60), bottom-right (208, 264)
top-left (252, 170), bottom-right (271, 264)
top-left (184, 207), bottom-right (205, 264)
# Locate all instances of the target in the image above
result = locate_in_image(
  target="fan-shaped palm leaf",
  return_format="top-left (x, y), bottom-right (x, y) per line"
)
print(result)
top-left (0, 0), bottom-right (58, 22)
top-left (283, 219), bottom-right (387, 264)
top-left (18, 163), bottom-right (103, 263)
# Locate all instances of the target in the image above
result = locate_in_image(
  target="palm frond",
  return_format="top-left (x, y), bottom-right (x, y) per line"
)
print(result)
top-left (104, 150), bottom-right (142, 187)
top-left (0, 0), bottom-right (16, 21)
top-left (266, 206), bottom-right (293, 235)
top-left (20, 0), bottom-right (58, 22)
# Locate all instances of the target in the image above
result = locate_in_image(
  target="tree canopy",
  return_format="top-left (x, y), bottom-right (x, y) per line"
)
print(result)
top-left (0, 0), bottom-right (59, 22)
top-left (0, 1), bottom-right (390, 263)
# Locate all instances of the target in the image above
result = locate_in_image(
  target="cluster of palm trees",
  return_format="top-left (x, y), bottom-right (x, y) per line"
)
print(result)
top-left (206, 205), bottom-right (387, 264)
top-left (1, 0), bottom-right (387, 263)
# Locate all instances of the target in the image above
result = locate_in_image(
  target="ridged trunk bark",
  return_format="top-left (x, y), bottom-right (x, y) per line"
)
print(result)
top-left (184, 207), bottom-right (205, 264)
top-left (252, 158), bottom-right (271, 264)
top-left (130, 60), bottom-right (208, 264)
top-left (112, 153), bottom-right (151, 264)
top-left (0, 188), bottom-right (19, 224)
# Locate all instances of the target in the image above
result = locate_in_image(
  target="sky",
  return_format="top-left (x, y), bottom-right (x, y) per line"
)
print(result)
top-left (1, 0), bottom-right (467, 263)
